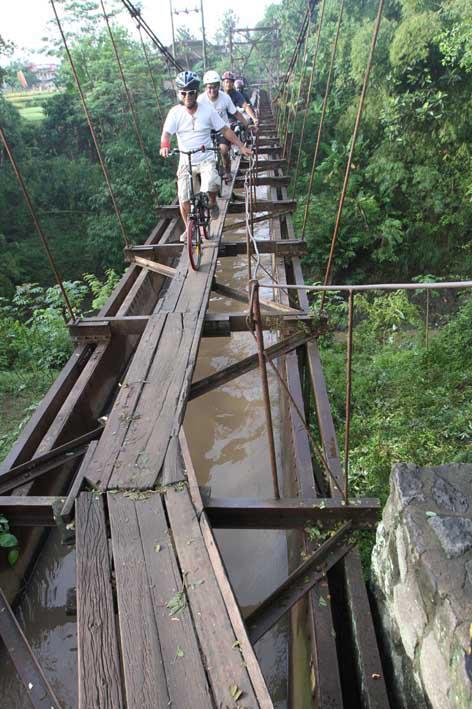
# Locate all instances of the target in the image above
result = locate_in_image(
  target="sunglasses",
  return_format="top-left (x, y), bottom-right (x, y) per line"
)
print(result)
top-left (207, 83), bottom-right (220, 90)
top-left (180, 90), bottom-right (197, 97)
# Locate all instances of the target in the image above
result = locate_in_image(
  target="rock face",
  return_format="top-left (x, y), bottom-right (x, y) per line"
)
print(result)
top-left (371, 463), bottom-right (472, 708)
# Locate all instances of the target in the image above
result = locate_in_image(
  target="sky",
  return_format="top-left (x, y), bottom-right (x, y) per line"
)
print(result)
top-left (1, 0), bottom-right (276, 64)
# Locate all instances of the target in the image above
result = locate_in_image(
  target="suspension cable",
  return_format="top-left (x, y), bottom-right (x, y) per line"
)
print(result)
top-left (285, 15), bottom-right (312, 167)
top-left (292, 0), bottom-right (326, 195)
top-left (320, 0), bottom-right (385, 309)
top-left (138, 25), bottom-right (163, 124)
top-left (282, 20), bottom-right (311, 159)
top-left (301, 0), bottom-right (345, 237)
top-left (100, 0), bottom-right (159, 206)
top-left (50, 0), bottom-right (129, 248)
top-left (0, 126), bottom-right (75, 322)
top-left (119, 0), bottom-right (182, 71)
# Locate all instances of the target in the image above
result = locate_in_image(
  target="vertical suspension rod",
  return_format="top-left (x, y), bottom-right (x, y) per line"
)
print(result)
top-left (320, 0), bottom-right (385, 308)
top-left (138, 25), bottom-right (163, 123)
top-left (292, 0), bottom-right (326, 195)
top-left (50, 0), bottom-right (129, 247)
top-left (344, 289), bottom-right (354, 503)
top-left (0, 126), bottom-right (75, 321)
top-left (100, 0), bottom-right (159, 205)
top-left (250, 280), bottom-right (280, 499)
top-left (301, 0), bottom-right (344, 236)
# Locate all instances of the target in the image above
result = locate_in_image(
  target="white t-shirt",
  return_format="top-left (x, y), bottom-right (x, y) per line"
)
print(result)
top-left (163, 102), bottom-right (226, 164)
top-left (197, 90), bottom-right (237, 125)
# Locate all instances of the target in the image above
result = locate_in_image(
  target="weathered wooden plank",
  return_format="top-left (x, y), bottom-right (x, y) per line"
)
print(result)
top-left (203, 496), bottom-right (380, 529)
top-left (247, 525), bottom-right (354, 644)
top-left (129, 254), bottom-right (177, 278)
top-left (108, 492), bottom-right (212, 709)
top-left (106, 312), bottom-right (198, 489)
top-left (69, 316), bottom-right (150, 341)
top-left (124, 243), bottom-right (184, 260)
top-left (84, 313), bottom-right (168, 489)
top-left (240, 158), bottom-right (287, 170)
top-left (202, 311), bottom-right (312, 337)
top-left (76, 493), bottom-right (123, 709)
top-left (189, 329), bottom-right (317, 401)
top-left (178, 432), bottom-right (273, 707)
top-left (227, 198), bottom-right (296, 214)
top-left (165, 485), bottom-right (260, 708)
top-left (0, 588), bottom-right (62, 709)
top-left (234, 175), bottom-right (289, 187)
top-left (218, 239), bottom-right (307, 257)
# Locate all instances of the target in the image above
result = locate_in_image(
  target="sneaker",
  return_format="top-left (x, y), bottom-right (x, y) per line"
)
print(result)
top-left (179, 231), bottom-right (186, 243)
top-left (210, 203), bottom-right (220, 220)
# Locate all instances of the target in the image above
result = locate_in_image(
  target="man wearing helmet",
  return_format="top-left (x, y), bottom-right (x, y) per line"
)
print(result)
top-left (160, 71), bottom-right (252, 234)
top-left (235, 78), bottom-right (251, 106)
top-left (222, 71), bottom-right (258, 126)
top-left (198, 70), bottom-right (249, 183)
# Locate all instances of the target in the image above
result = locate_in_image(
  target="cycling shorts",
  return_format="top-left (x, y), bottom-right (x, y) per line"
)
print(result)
top-left (177, 157), bottom-right (220, 203)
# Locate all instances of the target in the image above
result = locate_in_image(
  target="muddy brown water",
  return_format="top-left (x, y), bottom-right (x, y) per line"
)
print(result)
top-left (0, 199), bottom-right (290, 707)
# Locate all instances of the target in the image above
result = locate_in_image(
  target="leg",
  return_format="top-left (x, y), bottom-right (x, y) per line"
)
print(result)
top-left (177, 163), bottom-right (192, 239)
top-left (200, 159), bottom-right (221, 221)
top-left (219, 142), bottom-right (231, 178)
top-left (179, 200), bottom-right (190, 226)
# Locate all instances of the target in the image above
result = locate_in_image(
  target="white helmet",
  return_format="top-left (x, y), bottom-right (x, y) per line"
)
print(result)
top-left (203, 70), bottom-right (221, 85)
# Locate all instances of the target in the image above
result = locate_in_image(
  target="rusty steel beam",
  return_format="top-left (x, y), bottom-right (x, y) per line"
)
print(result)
top-left (246, 523), bottom-right (353, 644)
top-left (0, 588), bottom-right (63, 708)
top-left (202, 497), bottom-right (380, 529)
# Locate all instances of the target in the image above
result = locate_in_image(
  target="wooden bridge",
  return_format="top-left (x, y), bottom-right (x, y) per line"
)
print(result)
top-left (0, 91), bottom-right (391, 707)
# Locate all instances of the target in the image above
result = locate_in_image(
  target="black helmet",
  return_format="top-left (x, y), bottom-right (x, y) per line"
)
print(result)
top-left (176, 71), bottom-right (200, 91)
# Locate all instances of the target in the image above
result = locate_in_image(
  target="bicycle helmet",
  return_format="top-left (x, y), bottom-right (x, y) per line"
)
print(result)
top-left (203, 70), bottom-right (220, 85)
top-left (175, 70), bottom-right (200, 91)
top-left (234, 79), bottom-right (244, 90)
top-left (222, 71), bottom-right (236, 81)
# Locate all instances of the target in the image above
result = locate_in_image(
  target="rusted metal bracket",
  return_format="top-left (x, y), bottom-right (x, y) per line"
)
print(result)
top-left (189, 328), bottom-right (321, 400)
top-left (0, 426), bottom-right (103, 495)
top-left (246, 523), bottom-right (353, 644)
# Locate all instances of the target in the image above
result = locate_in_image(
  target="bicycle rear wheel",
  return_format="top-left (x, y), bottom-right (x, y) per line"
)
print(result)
top-left (187, 218), bottom-right (202, 271)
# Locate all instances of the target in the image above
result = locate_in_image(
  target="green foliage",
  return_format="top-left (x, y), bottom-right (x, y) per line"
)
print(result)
top-left (0, 515), bottom-right (19, 567)
top-left (315, 289), bottom-right (472, 568)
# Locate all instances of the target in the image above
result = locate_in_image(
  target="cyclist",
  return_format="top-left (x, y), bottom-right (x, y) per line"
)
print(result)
top-left (222, 71), bottom-right (258, 127)
top-left (160, 71), bottom-right (252, 240)
top-left (235, 78), bottom-right (252, 107)
top-left (198, 70), bottom-right (249, 184)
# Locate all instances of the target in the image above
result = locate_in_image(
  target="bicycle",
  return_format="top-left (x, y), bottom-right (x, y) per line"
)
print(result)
top-left (170, 145), bottom-right (216, 271)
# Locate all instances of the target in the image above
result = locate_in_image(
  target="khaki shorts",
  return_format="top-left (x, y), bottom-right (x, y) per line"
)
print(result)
top-left (177, 157), bottom-right (220, 203)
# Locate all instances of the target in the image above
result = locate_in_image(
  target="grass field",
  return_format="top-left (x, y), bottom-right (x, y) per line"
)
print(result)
top-left (4, 90), bottom-right (58, 122)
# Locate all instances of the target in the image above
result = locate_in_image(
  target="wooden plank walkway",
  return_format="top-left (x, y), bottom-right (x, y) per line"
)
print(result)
top-left (71, 156), bottom-right (273, 707)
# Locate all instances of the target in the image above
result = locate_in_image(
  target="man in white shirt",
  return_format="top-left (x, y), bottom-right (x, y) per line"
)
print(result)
top-left (160, 71), bottom-right (252, 234)
top-left (198, 70), bottom-right (249, 183)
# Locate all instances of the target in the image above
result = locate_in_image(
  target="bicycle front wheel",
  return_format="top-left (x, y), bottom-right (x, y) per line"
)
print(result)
top-left (187, 218), bottom-right (202, 271)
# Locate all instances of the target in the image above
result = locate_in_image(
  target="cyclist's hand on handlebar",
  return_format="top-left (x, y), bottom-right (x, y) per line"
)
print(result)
top-left (241, 146), bottom-right (253, 158)
top-left (160, 146), bottom-right (170, 158)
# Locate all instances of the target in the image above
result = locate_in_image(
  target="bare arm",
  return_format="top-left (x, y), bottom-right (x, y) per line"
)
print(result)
top-left (235, 110), bottom-right (248, 128)
top-left (221, 125), bottom-right (252, 157)
top-left (160, 131), bottom-right (172, 158)
top-left (243, 102), bottom-right (258, 124)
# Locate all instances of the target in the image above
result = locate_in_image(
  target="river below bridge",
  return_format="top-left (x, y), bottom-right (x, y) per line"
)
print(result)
top-left (0, 195), bottom-right (290, 706)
